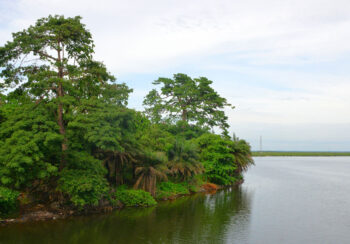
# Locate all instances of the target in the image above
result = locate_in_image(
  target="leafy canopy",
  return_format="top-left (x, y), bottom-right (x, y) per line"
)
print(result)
top-left (0, 15), bottom-right (130, 172)
top-left (143, 73), bottom-right (233, 135)
top-left (194, 133), bottom-right (254, 185)
top-left (0, 101), bottom-right (61, 189)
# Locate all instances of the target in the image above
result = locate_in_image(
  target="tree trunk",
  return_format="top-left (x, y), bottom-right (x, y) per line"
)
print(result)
top-left (181, 109), bottom-right (187, 122)
top-left (181, 108), bottom-right (188, 130)
top-left (58, 84), bottom-right (68, 171)
top-left (57, 43), bottom-right (68, 171)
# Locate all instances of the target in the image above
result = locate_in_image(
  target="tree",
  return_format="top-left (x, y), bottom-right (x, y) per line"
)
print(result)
top-left (194, 133), bottom-right (253, 185)
top-left (195, 133), bottom-right (237, 185)
top-left (0, 101), bottom-right (61, 189)
top-left (230, 139), bottom-right (254, 174)
top-left (143, 73), bottom-right (234, 134)
top-left (167, 139), bottom-right (203, 181)
top-left (133, 151), bottom-right (168, 196)
top-left (0, 15), bottom-right (117, 170)
top-left (69, 102), bottom-right (145, 186)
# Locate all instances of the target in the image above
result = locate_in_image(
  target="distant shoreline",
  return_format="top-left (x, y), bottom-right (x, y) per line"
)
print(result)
top-left (252, 151), bottom-right (350, 157)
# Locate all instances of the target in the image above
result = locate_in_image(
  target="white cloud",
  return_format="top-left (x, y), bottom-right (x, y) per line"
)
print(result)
top-left (1, 0), bottom-right (350, 150)
top-left (1, 0), bottom-right (349, 72)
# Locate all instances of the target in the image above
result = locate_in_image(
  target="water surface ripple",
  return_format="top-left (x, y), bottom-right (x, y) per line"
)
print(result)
top-left (1, 157), bottom-right (350, 244)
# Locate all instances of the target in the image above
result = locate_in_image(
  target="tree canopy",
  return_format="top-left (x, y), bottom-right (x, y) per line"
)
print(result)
top-left (0, 15), bottom-right (130, 171)
top-left (143, 73), bottom-right (234, 135)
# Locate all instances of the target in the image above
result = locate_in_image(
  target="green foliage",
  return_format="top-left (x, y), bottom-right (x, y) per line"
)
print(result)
top-left (166, 121), bottom-right (209, 140)
top-left (0, 187), bottom-right (19, 215)
top-left (0, 15), bottom-right (254, 214)
top-left (115, 188), bottom-right (157, 207)
top-left (69, 101), bottom-right (140, 153)
top-left (231, 139), bottom-right (254, 173)
top-left (0, 15), bottom-right (134, 207)
top-left (143, 73), bottom-right (233, 135)
top-left (195, 133), bottom-right (253, 185)
top-left (0, 14), bottom-right (129, 173)
top-left (195, 134), bottom-right (237, 185)
top-left (139, 124), bottom-right (175, 152)
top-left (187, 174), bottom-right (205, 192)
top-left (0, 102), bottom-right (60, 189)
top-left (156, 181), bottom-right (190, 199)
top-left (58, 151), bottom-right (109, 207)
top-left (0, 15), bottom-right (96, 92)
top-left (58, 169), bottom-right (109, 208)
top-left (167, 139), bottom-right (203, 181)
top-left (133, 150), bottom-right (168, 196)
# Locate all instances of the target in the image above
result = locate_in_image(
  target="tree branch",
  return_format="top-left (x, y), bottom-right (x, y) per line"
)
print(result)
top-left (37, 51), bottom-right (58, 61)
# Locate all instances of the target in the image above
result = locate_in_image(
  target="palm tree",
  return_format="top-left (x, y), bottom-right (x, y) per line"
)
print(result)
top-left (230, 139), bottom-right (254, 174)
top-left (99, 150), bottom-right (137, 185)
top-left (95, 139), bottom-right (142, 186)
top-left (133, 151), bottom-right (168, 196)
top-left (167, 139), bottom-right (204, 181)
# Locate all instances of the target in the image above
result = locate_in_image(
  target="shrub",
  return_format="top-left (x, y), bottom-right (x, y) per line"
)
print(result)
top-left (188, 183), bottom-right (200, 193)
top-left (115, 189), bottom-right (156, 207)
top-left (58, 170), bottom-right (109, 208)
top-left (194, 133), bottom-right (238, 185)
top-left (194, 133), bottom-right (253, 186)
top-left (0, 103), bottom-right (61, 189)
top-left (156, 181), bottom-right (190, 199)
top-left (0, 187), bottom-right (19, 215)
top-left (186, 175), bottom-right (205, 193)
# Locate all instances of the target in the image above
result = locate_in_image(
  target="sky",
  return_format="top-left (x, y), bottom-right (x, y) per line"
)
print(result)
top-left (1, 0), bottom-right (350, 151)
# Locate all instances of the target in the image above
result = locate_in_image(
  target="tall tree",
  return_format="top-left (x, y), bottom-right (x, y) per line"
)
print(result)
top-left (0, 15), bottom-right (117, 170)
top-left (143, 73), bottom-right (233, 134)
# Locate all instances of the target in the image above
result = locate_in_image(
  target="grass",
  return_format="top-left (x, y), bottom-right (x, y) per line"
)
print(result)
top-left (114, 188), bottom-right (157, 207)
top-left (253, 151), bottom-right (350, 157)
top-left (156, 182), bottom-right (190, 200)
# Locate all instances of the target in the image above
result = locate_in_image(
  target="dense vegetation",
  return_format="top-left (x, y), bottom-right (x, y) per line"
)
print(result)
top-left (0, 15), bottom-right (253, 216)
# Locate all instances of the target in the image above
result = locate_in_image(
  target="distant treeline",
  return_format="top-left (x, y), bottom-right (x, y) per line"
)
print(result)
top-left (253, 151), bottom-right (350, 157)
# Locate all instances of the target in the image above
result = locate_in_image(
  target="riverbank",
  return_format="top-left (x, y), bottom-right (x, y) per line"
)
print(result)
top-left (253, 151), bottom-right (350, 157)
top-left (0, 181), bottom-right (242, 225)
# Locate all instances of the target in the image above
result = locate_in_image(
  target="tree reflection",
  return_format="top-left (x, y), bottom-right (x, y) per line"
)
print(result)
top-left (0, 187), bottom-right (252, 244)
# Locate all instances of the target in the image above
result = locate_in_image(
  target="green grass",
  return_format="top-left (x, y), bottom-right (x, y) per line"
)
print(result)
top-left (253, 151), bottom-right (350, 157)
top-left (115, 188), bottom-right (157, 207)
top-left (156, 182), bottom-right (190, 200)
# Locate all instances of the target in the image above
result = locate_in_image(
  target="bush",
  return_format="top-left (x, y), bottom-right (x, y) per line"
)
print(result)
top-left (115, 189), bottom-right (156, 207)
top-left (58, 170), bottom-right (109, 208)
top-left (194, 133), bottom-right (238, 185)
top-left (156, 181), bottom-right (190, 199)
top-left (0, 103), bottom-right (61, 189)
top-left (0, 187), bottom-right (19, 215)
top-left (186, 175), bottom-right (205, 193)
top-left (187, 183), bottom-right (200, 193)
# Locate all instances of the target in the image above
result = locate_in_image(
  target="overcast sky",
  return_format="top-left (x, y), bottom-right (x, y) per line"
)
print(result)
top-left (1, 0), bottom-right (350, 151)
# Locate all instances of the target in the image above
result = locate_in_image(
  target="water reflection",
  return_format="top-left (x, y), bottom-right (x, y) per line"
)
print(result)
top-left (0, 187), bottom-right (253, 244)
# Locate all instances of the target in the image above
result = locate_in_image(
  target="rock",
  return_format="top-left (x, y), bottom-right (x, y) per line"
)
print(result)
top-left (19, 211), bottom-right (57, 222)
top-left (99, 199), bottom-right (110, 207)
top-left (49, 202), bottom-right (60, 210)
top-left (32, 204), bottom-right (45, 211)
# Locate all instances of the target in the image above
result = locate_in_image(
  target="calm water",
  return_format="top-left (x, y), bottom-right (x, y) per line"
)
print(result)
top-left (1, 157), bottom-right (350, 244)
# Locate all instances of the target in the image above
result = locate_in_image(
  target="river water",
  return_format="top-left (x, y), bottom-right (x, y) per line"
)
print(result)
top-left (1, 157), bottom-right (350, 244)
